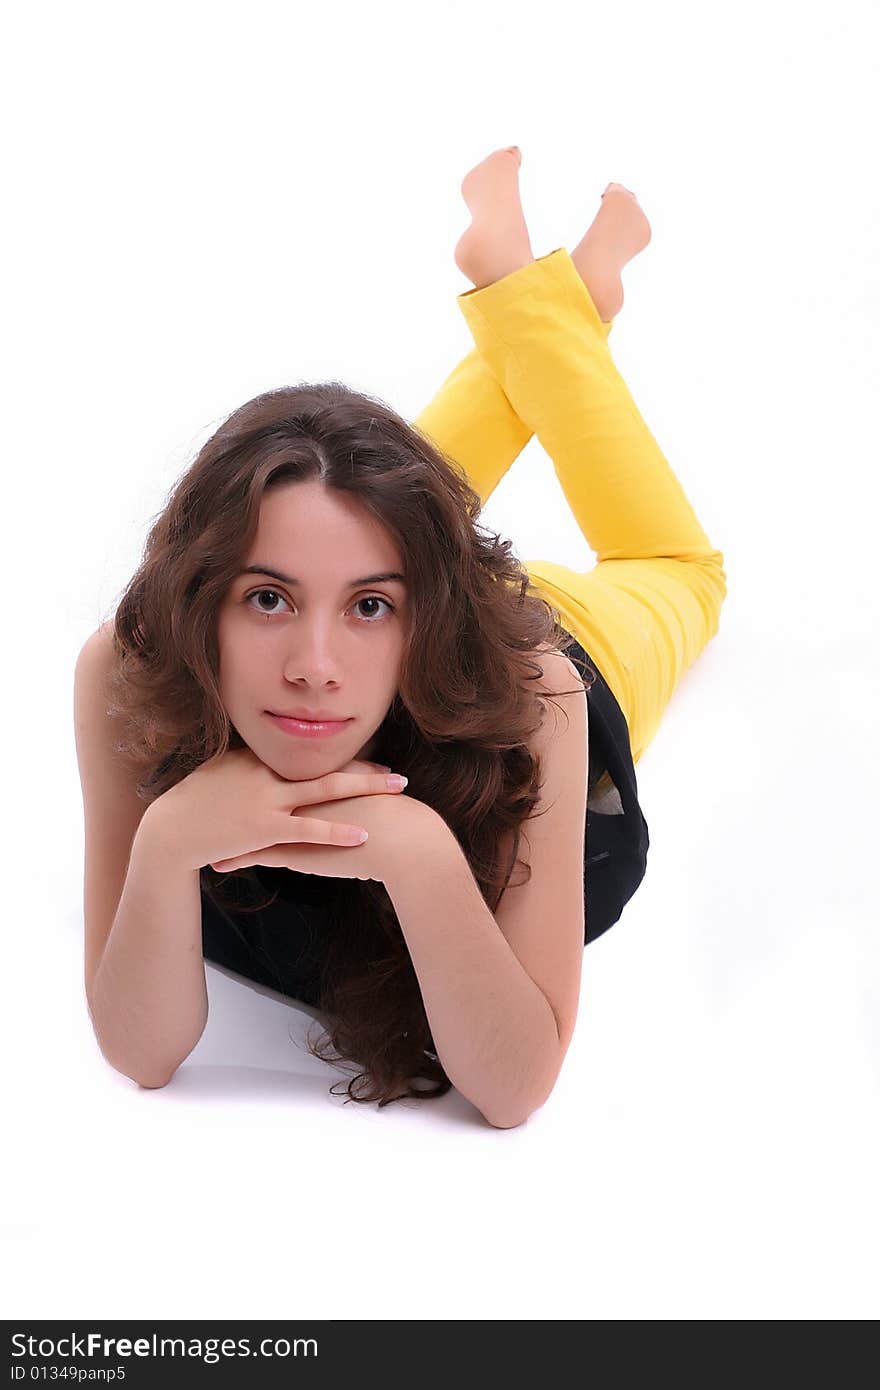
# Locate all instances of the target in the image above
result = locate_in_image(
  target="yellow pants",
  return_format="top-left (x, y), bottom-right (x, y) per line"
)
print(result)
top-left (412, 247), bottom-right (727, 766)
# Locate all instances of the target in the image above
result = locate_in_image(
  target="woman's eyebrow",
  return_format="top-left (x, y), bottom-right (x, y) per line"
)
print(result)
top-left (239, 564), bottom-right (406, 588)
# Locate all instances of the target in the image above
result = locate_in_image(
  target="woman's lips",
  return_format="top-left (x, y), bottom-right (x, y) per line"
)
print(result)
top-left (265, 712), bottom-right (354, 739)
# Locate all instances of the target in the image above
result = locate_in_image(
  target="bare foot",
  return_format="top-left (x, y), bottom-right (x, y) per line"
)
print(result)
top-left (570, 183), bottom-right (652, 322)
top-left (454, 146), bottom-right (535, 290)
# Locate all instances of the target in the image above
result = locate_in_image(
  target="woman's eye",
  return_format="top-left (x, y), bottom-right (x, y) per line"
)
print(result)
top-left (246, 588), bottom-right (290, 615)
top-left (354, 595), bottom-right (395, 622)
top-left (245, 589), bottom-right (394, 623)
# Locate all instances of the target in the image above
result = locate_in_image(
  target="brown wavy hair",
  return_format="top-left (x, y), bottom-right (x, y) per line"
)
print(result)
top-left (105, 381), bottom-right (595, 1108)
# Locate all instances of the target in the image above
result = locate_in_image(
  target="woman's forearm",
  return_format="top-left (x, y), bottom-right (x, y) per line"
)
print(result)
top-left (383, 815), bottom-right (562, 1128)
top-left (88, 810), bottom-right (208, 1088)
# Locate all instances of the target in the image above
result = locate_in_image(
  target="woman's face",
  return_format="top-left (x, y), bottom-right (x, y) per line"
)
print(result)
top-left (217, 480), bottom-right (407, 776)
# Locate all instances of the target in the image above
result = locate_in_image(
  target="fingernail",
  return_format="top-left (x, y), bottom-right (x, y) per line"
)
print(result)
top-left (385, 774), bottom-right (408, 790)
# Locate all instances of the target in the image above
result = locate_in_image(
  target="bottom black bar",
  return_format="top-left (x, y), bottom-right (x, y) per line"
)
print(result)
top-left (6, 1321), bottom-right (567, 1384)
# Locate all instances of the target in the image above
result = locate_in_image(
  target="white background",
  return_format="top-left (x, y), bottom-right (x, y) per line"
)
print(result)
top-left (3, 0), bottom-right (878, 1321)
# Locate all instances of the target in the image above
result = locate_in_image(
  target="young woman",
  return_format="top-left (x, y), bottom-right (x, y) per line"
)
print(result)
top-left (74, 146), bottom-right (726, 1126)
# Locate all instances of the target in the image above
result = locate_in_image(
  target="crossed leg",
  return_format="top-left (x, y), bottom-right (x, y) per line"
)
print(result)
top-left (412, 154), bottom-right (726, 765)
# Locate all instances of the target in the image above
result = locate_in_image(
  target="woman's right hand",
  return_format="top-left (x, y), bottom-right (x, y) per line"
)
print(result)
top-left (140, 745), bottom-right (405, 872)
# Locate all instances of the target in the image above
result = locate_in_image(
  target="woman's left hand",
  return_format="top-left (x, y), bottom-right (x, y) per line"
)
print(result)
top-left (209, 787), bottom-right (437, 884)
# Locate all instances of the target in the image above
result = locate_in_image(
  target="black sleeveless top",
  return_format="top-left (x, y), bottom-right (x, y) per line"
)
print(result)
top-left (200, 628), bottom-right (650, 1001)
top-left (565, 630), bottom-right (650, 944)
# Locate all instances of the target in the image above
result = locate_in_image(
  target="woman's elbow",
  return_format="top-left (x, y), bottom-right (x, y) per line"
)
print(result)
top-left (136, 1072), bottom-right (175, 1089)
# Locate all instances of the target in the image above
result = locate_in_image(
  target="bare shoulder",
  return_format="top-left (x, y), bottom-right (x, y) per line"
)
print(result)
top-left (73, 614), bottom-right (141, 809)
top-left (533, 639), bottom-right (581, 671)
top-left (76, 617), bottom-right (116, 682)
top-left (531, 642), bottom-right (587, 710)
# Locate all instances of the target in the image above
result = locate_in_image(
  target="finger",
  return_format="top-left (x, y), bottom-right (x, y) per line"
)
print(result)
top-left (283, 814), bottom-right (369, 846)
top-left (210, 849), bottom-right (257, 870)
top-left (341, 758), bottom-right (391, 774)
top-left (292, 771), bottom-right (402, 808)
